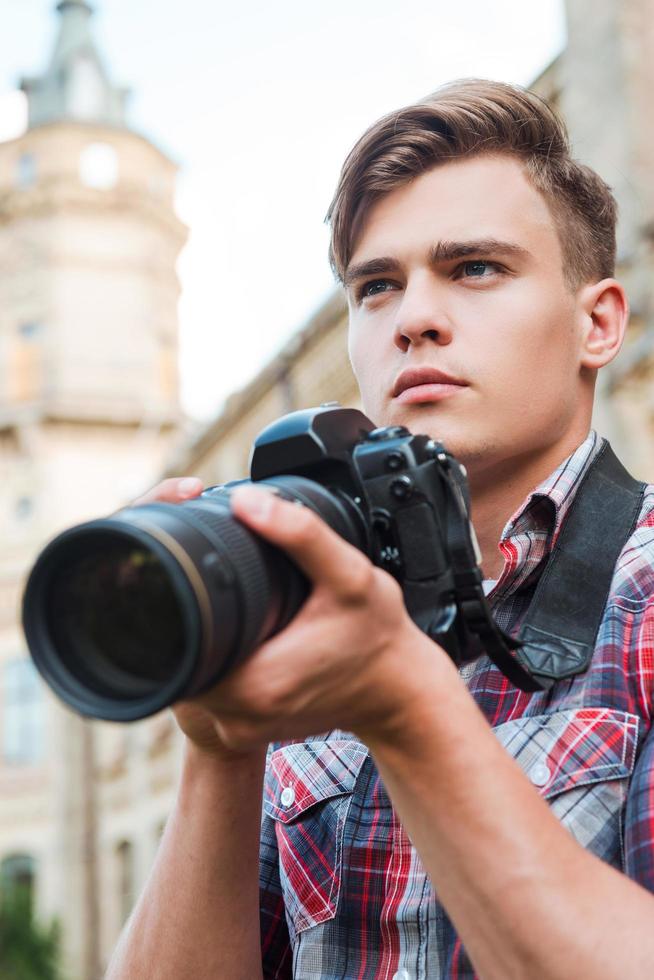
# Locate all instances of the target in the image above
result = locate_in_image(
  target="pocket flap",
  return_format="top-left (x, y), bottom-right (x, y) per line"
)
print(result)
top-left (264, 737), bottom-right (368, 824)
top-left (493, 707), bottom-right (639, 799)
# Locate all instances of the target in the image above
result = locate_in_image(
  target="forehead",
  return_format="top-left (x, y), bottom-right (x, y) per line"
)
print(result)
top-left (350, 154), bottom-right (562, 266)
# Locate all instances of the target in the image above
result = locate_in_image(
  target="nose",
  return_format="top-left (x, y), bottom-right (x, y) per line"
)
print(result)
top-left (393, 277), bottom-right (453, 352)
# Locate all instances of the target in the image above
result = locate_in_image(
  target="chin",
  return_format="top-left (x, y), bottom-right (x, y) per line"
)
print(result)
top-left (380, 401), bottom-right (458, 442)
top-left (387, 408), bottom-right (498, 469)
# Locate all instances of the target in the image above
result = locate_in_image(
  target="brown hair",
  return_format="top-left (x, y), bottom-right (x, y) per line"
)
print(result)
top-left (326, 79), bottom-right (617, 289)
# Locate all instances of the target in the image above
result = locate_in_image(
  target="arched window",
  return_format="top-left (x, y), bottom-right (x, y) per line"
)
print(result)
top-left (0, 853), bottom-right (36, 912)
top-left (115, 840), bottom-right (134, 925)
top-left (79, 142), bottom-right (118, 190)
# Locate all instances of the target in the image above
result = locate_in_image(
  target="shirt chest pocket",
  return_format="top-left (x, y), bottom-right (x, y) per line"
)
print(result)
top-left (493, 707), bottom-right (640, 865)
top-left (263, 738), bottom-right (368, 936)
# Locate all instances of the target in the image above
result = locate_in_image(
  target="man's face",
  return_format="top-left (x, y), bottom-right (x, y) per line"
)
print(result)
top-left (346, 154), bottom-right (588, 479)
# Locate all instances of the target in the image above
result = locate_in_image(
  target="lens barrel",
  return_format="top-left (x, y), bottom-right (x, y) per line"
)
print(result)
top-left (22, 478), bottom-right (364, 721)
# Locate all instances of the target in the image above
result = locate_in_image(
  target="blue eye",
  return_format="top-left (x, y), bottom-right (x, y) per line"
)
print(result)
top-left (463, 261), bottom-right (490, 277)
top-left (360, 280), bottom-right (393, 298)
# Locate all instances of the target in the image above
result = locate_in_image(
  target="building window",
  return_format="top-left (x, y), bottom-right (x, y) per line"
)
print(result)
top-left (3, 659), bottom-right (44, 765)
top-left (0, 853), bottom-right (36, 911)
top-left (11, 322), bottom-right (44, 403)
top-left (18, 321), bottom-right (42, 341)
top-left (16, 153), bottom-right (36, 189)
top-left (79, 142), bottom-right (118, 190)
top-left (15, 496), bottom-right (34, 521)
top-left (116, 840), bottom-right (134, 925)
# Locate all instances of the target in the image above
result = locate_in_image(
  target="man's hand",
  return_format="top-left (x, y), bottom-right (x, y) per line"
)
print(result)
top-left (131, 476), bottom-right (204, 507)
top-left (184, 484), bottom-right (450, 750)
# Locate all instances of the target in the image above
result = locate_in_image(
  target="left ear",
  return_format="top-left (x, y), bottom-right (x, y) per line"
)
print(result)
top-left (578, 278), bottom-right (629, 370)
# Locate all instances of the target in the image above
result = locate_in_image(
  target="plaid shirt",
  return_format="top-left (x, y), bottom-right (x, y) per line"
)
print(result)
top-left (259, 431), bottom-right (654, 979)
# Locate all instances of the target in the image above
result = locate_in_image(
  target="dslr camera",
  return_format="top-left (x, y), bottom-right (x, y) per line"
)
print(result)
top-left (22, 404), bottom-right (533, 722)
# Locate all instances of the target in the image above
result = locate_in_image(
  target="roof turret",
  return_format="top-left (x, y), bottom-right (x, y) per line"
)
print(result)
top-left (20, 1), bottom-right (128, 129)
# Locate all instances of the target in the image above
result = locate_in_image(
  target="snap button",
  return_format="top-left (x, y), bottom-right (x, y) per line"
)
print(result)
top-left (529, 763), bottom-right (551, 787)
top-left (392, 970), bottom-right (412, 980)
top-left (280, 785), bottom-right (295, 807)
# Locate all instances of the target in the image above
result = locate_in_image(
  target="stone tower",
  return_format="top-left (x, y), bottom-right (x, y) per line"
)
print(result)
top-left (0, 3), bottom-right (187, 977)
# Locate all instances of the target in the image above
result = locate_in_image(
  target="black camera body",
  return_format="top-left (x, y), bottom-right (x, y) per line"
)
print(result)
top-left (248, 405), bottom-right (475, 657)
top-left (22, 405), bottom-right (532, 723)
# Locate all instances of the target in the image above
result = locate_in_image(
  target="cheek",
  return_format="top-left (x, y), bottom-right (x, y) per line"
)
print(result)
top-left (524, 311), bottom-right (579, 388)
top-left (348, 323), bottom-right (377, 380)
top-left (463, 300), bottom-right (578, 419)
top-left (480, 286), bottom-right (577, 375)
top-left (347, 327), bottom-right (363, 383)
top-left (348, 327), bottom-right (388, 417)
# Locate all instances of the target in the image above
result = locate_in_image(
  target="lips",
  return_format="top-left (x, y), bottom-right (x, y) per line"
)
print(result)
top-left (392, 366), bottom-right (468, 399)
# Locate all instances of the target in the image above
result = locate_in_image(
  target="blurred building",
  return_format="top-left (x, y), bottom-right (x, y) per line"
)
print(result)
top-left (0, 1), bottom-right (186, 977)
top-left (1, 1), bottom-right (653, 978)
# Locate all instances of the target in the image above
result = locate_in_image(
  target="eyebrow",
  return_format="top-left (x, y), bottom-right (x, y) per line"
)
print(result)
top-left (343, 238), bottom-right (531, 287)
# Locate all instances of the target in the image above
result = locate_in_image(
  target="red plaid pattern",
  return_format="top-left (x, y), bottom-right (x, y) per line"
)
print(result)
top-left (259, 431), bottom-right (654, 978)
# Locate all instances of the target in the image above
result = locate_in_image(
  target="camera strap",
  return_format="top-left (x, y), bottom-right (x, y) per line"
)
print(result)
top-left (513, 440), bottom-right (646, 689)
top-left (441, 439), bottom-right (645, 692)
top-left (438, 457), bottom-right (545, 692)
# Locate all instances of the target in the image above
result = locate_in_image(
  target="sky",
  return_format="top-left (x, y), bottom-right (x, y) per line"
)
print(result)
top-left (0, 0), bottom-right (566, 423)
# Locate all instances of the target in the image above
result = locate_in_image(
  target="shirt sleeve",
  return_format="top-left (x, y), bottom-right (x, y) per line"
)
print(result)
top-left (260, 752), bottom-right (293, 979)
top-left (624, 723), bottom-right (654, 890)
top-left (624, 603), bottom-right (654, 890)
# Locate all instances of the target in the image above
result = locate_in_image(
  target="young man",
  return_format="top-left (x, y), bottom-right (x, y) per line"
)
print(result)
top-left (108, 80), bottom-right (654, 978)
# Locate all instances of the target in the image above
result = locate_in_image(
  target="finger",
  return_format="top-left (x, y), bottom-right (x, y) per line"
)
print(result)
top-left (230, 485), bottom-right (371, 595)
top-left (132, 476), bottom-right (203, 507)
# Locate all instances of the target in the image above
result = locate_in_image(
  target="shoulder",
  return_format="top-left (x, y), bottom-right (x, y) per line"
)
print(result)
top-left (611, 482), bottom-right (654, 606)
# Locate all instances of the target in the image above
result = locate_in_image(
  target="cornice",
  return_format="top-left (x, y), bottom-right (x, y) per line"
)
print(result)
top-left (0, 178), bottom-right (188, 243)
top-left (0, 120), bottom-right (180, 169)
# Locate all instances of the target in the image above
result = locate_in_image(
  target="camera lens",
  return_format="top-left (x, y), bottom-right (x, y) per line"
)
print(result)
top-left (23, 520), bottom-right (204, 721)
top-left (48, 537), bottom-right (184, 694)
top-left (23, 475), bottom-right (365, 721)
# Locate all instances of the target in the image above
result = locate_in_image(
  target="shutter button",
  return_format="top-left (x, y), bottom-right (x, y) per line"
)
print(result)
top-left (280, 786), bottom-right (295, 807)
top-left (529, 763), bottom-right (551, 787)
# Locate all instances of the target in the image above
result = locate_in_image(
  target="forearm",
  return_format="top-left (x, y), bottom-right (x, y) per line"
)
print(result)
top-left (366, 645), bottom-right (654, 980)
top-left (106, 742), bottom-right (266, 980)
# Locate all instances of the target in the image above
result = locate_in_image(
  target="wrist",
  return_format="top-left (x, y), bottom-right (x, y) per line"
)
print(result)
top-left (182, 737), bottom-right (267, 784)
top-left (357, 623), bottom-right (465, 753)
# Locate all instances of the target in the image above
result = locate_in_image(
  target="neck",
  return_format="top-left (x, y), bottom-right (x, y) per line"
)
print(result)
top-left (467, 429), bottom-right (590, 581)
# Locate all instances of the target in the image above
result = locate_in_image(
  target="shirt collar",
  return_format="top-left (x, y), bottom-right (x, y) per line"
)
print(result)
top-left (492, 431), bottom-right (604, 597)
top-left (501, 430), bottom-right (602, 542)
